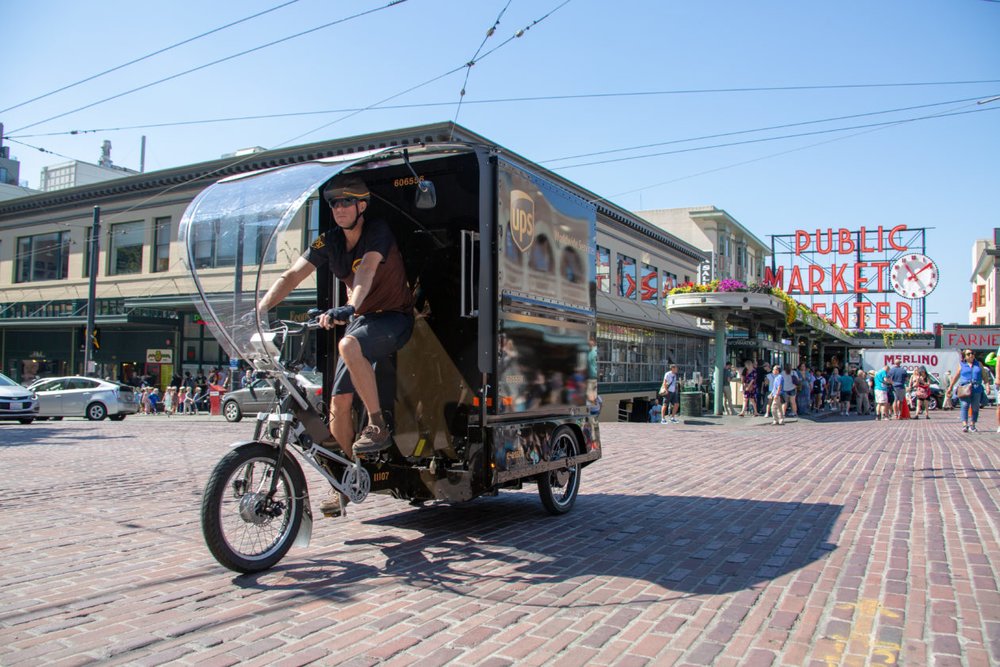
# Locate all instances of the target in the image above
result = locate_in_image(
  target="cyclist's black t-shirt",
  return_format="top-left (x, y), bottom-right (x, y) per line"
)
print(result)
top-left (302, 218), bottom-right (413, 315)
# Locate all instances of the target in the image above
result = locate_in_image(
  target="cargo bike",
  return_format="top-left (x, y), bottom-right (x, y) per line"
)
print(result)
top-left (180, 141), bottom-right (602, 573)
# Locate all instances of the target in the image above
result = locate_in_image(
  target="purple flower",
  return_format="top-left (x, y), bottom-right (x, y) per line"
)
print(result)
top-left (717, 279), bottom-right (747, 292)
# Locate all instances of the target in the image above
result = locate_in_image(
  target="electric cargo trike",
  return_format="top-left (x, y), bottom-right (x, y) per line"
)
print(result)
top-left (180, 142), bottom-right (602, 573)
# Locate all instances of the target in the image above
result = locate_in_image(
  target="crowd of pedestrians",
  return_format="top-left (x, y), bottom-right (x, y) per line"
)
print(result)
top-left (129, 367), bottom-right (237, 416)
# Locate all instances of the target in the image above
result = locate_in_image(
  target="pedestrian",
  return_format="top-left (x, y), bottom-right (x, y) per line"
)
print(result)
top-left (886, 360), bottom-right (908, 420)
top-left (827, 368), bottom-right (840, 412)
top-left (139, 387), bottom-right (152, 415)
top-left (722, 361), bottom-right (734, 415)
top-left (738, 360), bottom-right (757, 417)
top-left (947, 349), bottom-right (985, 433)
top-left (873, 364), bottom-right (890, 420)
top-left (163, 387), bottom-right (176, 416)
top-left (769, 364), bottom-right (786, 425)
top-left (853, 369), bottom-right (871, 416)
top-left (658, 364), bottom-right (680, 423)
top-left (798, 363), bottom-right (812, 415)
top-left (757, 362), bottom-right (771, 415)
top-left (148, 388), bottom-right (161, 414)
top-left (762, 362), bottom-right (774, 419)
top-left (241, 368), bottom-right (254, 389)
top-left (177, 386), bottom-right (188, 414)
top-left (648, 398), bottom-right (661, 423)
top-left (910, 366), bottom-right (931, 419)
top-left (184, 387), bottom-right (199, 414)
top-left (814, 371), bottom-right (826, 411)
top-left (782, 365), bottom-right (798, 417)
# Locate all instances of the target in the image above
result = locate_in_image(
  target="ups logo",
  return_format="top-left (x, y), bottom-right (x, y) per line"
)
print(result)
top-left (510, 190), bottom-right (535, 253)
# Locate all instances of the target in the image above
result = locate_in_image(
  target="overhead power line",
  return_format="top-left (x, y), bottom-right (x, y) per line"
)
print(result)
top-left (0, 0), bottom-right (303, 116)
top-left (10, 79), bottom-right (1000, 140)
top-left (560, 105), bottom-right (1000, 170)
top-left (542, 93), bottom-right (998, 163)
top-left (8, 0), bottom-right (411, 134)
top-left (451, 0), bottom-right (514, 136)
top-left (602, 103), bottom-right (1000, 201)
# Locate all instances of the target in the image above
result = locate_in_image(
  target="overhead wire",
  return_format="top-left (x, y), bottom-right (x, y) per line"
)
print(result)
top-left (0, 0), bottom-right (303, 116)
top-left (9, 79), bottom-right (1000, 140)
top-left (8, 0), bottom-right (411, 134)
top-left (559, 103), bottom-right (1000, 170)
top-left (542, 94), bottom-right (1000, 163)
top-left (450, 0), bottom-right (514, 138)
top-left (599, 100), bottom-right (1000, 202)
top-left (3, 0), bottom-right (572, 236)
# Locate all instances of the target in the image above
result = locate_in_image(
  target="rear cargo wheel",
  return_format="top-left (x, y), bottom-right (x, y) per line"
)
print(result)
top-left (538, 426), bottom-right (581, 515)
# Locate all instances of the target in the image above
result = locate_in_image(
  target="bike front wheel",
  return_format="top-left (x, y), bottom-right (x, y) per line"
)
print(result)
top-left (201, 442), bottom-right (306, 573)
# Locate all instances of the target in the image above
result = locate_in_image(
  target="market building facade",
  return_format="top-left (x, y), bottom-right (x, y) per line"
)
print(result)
top-left (0, 122), bottom-right (717, 419)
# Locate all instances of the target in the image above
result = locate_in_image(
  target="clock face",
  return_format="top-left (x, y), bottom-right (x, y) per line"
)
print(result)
top-left (890, 253), bottom-right (938, 298)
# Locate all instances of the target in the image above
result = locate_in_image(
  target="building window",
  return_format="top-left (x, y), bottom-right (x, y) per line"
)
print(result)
top-left (152, 217), bottom-right (171, 273)
top-left (978, 285), bottom-right (986, 308)
top-left (596, 245), bottom-right (610, 293)
top-left (15, 231), bottom-right (70, 283)
top-left (109, 221), bottom-right (144, 275)
top-left (192, 216), bottom-right (277, 269)
top-left (662, 271), bottom-right (678, 300)
top-left (617, 254), bottom-right (637, 300)
top-left (82, 228), bottom-right (92, 279)
top-left (641, 263), bottom-right (658, 304)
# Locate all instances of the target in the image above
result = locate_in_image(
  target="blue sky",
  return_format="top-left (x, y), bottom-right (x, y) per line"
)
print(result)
top-left (3, 0), bottom-right (998, 328)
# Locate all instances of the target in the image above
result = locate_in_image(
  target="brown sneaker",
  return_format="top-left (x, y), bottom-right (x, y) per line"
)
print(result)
top-left (353, 424), bottom-right (392, 454)
top-left (318, 492), bottom-right (348, 518)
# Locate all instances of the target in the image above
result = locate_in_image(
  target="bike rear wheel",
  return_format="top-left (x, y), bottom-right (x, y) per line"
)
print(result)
top-left (201, 442), bottom-right (306, 573)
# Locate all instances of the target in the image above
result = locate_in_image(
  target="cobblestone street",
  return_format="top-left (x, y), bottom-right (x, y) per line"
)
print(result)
top-left (1, 412), bottom-right (998, 666)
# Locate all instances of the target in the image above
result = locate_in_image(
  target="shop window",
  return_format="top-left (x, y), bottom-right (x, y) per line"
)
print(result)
top-left (617, 254), bottom-right (637, 300)
top-left (109, 221), bottom-right (144, 275)
top-left (15, 231), bottom-right (70, 283)
top-left (596, 246), bottom-right (610, 293)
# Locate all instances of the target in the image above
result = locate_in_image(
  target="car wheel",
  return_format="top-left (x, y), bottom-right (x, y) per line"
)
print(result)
top-left (223, 400), bottom-right (242, 423)
top-left (109, 414), bottom-right (127, 421)
top-left (18, 418), bottom-right (34, 425)
top-left (928, 397), bottom-right (938, 411)
top-left (86, 402), bottom-right (108, 421)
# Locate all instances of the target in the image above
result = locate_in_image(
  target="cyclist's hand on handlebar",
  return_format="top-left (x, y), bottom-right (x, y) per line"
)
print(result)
top-left (319, 304), bottom-right (355, 328)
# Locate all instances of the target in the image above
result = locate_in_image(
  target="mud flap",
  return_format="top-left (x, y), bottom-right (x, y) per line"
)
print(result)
top-left (294, 503), bottom-right (313, 548)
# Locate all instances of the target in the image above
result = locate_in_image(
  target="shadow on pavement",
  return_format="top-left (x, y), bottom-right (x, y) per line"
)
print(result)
top-left (241, 493), bottom-right (841, 604)
top-left (0, 424), bottom-right (133, 446)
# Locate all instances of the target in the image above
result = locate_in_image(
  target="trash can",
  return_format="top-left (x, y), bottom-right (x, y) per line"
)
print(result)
top-left (680, 390), bottom-right (702, 417)
top-left (208, 384), bottom-right (225, 416)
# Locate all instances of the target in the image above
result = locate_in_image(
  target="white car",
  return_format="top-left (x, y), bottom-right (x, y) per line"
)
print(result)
top-left (0, 372), bottom-right (39, 424)
top-left (28, 376), bottom-right (139, 421)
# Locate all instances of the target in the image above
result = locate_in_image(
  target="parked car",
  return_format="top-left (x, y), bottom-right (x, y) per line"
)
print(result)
top-left (0, 372), bottom-right (39, 424)
top-left (28, 376), bottom-right (139, 421)
top-left (222, 371), bottom-right (322, 422)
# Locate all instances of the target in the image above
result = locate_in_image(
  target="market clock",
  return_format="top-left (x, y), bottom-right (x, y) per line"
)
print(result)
top-left (890, 253), bottom-right (938, 298)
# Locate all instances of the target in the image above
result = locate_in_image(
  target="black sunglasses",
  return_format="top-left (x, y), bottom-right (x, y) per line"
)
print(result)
top-left (327, 197), bottom-right (359, 209)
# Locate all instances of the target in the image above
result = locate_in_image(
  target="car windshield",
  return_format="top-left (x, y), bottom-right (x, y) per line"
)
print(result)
top-left (0, 373), bottom-right (18, 387)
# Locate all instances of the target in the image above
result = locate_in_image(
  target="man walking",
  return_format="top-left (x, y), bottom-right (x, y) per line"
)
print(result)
top-left (659, 364), bottom-right (680, 423)
top-left (886, 360), bottom-right (908, 420)
top-left (769, 365), bottom-right (786, 425)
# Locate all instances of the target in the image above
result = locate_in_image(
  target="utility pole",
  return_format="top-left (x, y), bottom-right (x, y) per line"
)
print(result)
top-left (83, 207), bottom-right (100, 376)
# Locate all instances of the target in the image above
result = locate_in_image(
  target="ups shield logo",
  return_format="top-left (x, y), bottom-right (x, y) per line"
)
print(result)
top-left (510, 190), bottom-right (535, 253)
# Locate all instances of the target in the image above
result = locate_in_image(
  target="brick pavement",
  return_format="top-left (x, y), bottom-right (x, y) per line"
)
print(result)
top-left (0, 409), bottom-right (998, 666)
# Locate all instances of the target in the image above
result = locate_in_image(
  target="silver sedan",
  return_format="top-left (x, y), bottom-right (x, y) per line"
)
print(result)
top-left (28, 376), bottom-right (140, 421)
